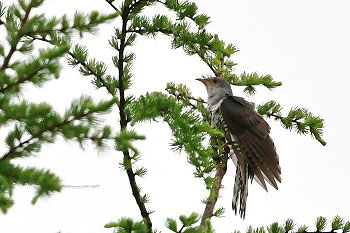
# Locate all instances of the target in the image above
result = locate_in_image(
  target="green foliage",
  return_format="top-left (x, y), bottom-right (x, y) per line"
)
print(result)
top-left (1, 0), bottom-right (329, 232)
top-left (0, 0), bottom-right (117, 213)
top-left (164, 0), bottom-right (210, 29)
top-left (268, 222), bottom-right (283, 233)
top-left (213, 207), bottom-right (225, 218)
top-left (284, 219), bottom-right (295, 233)
top-left (115, 130), bottom-right (146, 157)
top-left (316, 216), bottom-right (327, 231)
top-left (129, 91), bottom-right (221, 184)
top-left (1, 0), bottom-right (118, 50)
top-left (296, 225), bottom-right (308, 233)
top-left (0, 45), bottom-right (69, 96)
top-left (0, 160), bottom-right (61, 213)
top-left (257, 101), bottom-right (326, 146)
top-left (68, 45), bottom-right (119, 96)
top-left (105, 218), bottom-right (148, 233)
top-left (343, 221), bottom-right (350, 233)
top-left (164, 213), bottom-right (214, 233)
top-left (332, 216), bottom-right (345, 231)
top-left (227, 72), bottom-right (282, 95)
top-left (235, 217), bottom-right (350, 233)
top-left (166, 218), bottom-right (178, 232)
top-left (179, 212), bottom-right (200, 227)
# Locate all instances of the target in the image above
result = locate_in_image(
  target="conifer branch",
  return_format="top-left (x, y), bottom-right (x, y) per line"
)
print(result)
top-left (165, 83), bottom-right (208, 116)
top-left (0, 69), bottom-right (39, 93)
top-left (257, 101), bottom-right (326, 146)
top-left (105, 1), bottom-right (153, 232)
top-left (0, 0), bottom-right (34, 71)
top-left (227, 72), bottom-right (282, 95)
top-left (164, 83), bottom-right (228, 224)
top-left (68, 51), bottom-right (117, 96)
top-left (165, 84), bottom-right (228, 225)
top-left (0, 45), bottom-right (69, 95)
top-left (26, 35), bottom-right (119, 97)
top-left (0, 0), bottom-right (118, 213)
top-left (0, 111), bottom-right (89, 161)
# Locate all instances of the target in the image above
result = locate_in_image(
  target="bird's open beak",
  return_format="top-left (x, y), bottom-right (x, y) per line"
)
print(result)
top-left (196, 78), bottom-right (211, 86)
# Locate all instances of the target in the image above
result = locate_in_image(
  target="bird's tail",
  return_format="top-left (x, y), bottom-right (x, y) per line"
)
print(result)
top-left (232, 164), bottom-right (249, 219)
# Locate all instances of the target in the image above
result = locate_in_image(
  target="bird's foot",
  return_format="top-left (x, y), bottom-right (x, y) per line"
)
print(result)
top-left (219, 142), bottom-right (230, 152)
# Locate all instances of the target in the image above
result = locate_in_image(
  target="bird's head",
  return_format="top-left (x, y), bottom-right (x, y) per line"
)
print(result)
top-left (196, 77), bottom-right (233, 98)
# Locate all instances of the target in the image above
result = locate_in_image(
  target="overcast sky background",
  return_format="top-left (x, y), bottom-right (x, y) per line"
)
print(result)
top-left (1, 0), bottom-right (350, 233)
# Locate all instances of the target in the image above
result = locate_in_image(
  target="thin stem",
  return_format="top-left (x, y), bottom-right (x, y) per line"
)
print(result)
top-left (190, 45), bottom-right (218, 76)
top-left (105, 0), bottom-right (120, 13)
top-left (178, 225), bottom-right (185, 233)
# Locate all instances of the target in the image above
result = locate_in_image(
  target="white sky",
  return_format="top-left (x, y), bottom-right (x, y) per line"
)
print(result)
top-left (1, 0), bottom-right (350, 233)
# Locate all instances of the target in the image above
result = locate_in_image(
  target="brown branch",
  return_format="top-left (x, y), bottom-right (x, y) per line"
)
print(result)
top-left (200, 155), bottom-right (228, 225)
top-left (105, 1), bottom-right (153, 232)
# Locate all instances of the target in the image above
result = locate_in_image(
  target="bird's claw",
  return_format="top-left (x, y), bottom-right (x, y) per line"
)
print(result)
top-left (219, 142), bottom-right (230, 152)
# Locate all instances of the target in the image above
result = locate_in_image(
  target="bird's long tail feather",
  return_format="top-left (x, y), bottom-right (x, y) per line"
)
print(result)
top-left (232, 163), bottom-right (248, 219)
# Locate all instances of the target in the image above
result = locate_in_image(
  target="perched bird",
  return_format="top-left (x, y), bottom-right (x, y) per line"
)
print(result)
top-left (197, 77), bottom-right (281, 218)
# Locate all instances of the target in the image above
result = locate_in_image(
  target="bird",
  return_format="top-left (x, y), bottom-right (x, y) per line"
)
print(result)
top-left (196, 77), bottom-right (281, 218)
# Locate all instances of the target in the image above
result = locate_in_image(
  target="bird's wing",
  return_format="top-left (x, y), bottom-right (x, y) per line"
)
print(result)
top-left (220, 96), bottom-right (281, 190)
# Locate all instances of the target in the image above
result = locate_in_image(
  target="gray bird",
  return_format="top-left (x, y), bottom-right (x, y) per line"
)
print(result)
top-left (197, 77), bottom-right (281, 218)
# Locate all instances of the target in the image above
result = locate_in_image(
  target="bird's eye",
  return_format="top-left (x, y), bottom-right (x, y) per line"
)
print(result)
top-left (213, 79), bottom-right (218, 83)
